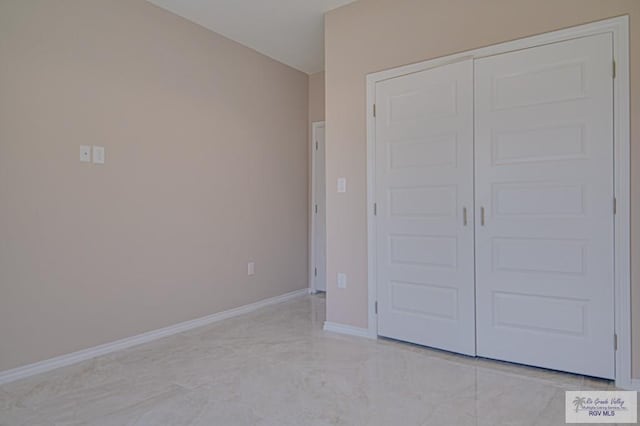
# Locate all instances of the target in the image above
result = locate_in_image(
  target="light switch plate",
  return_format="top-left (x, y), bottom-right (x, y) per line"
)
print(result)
top-left (337, 273), bottom-right (347, 289)
top-left (337, 178), bottom-right (347, 193)
top-left (92, 146), bottom-right (105, 164)
top-left (80, 145), bottom-right (91, 163)
top-left (248, 262), bottom-right (255, 276)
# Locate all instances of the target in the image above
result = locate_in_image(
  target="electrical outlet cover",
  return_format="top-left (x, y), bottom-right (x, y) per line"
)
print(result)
top-left (80, 145), bottom-right (91, 163)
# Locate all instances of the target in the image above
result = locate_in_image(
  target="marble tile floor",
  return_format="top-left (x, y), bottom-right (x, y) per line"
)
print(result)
top-left (0, 294), bottom-right (620, 426)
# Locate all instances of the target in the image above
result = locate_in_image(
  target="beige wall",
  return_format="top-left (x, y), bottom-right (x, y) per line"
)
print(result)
top-left (325, 0), bottom-right (640, 377)
top-left (309, 71), bottom-right (325, 125)
top-left (0, 0), bottom-right (309, 372)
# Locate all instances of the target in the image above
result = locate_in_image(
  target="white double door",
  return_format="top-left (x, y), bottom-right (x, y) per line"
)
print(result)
top-left (375, 33), bottom-right (615, 378)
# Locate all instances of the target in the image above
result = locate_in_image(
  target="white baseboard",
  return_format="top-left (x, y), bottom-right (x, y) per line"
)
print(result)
top-left (0, 288), bottom-right (309, 385)
top-left (323, 321), bottom-right (375, 339)
top-left (614, 378), bottom-right (640, 391)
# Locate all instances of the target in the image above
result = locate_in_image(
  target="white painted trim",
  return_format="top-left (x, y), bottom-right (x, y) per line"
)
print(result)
top-left (365, 76), bottom-right (378, 341)
top-left (625, 379), bottom-right (640, 391)
top-left (323, 321), bottom-right (374, 339)
top-left (365, 16), bottom-right (632, 388)
top-left (309, 121), bottom-right (326, 293)
top-left (610, 17), bottom-right (633, 391)
top-left (0, 289), bottom-right (308, 385)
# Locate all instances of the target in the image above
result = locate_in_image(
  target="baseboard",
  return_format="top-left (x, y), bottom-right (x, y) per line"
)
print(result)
top-left (323, 321), bottom-right (375, 339)
top-left (0, 288), bottom-right (308, 385)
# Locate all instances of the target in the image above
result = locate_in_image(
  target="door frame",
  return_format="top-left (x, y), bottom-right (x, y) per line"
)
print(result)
top-left (365, 16), bottom-right (632, 388)
top-left (310, 121), bottom-right (326, 293)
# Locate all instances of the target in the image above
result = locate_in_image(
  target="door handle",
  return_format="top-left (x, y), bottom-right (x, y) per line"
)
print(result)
top-left (463, 207), bottom-right (468, 226)
top-left (480, 206), bottom-right (485, 226)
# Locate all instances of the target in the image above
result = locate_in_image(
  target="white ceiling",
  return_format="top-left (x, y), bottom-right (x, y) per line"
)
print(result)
top-left (147, 0), bottom-right (355, 74)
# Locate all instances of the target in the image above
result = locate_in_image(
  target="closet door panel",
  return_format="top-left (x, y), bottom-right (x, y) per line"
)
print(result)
top-left (375, 60), bottom-right (476, 355)
top-left (474, 33), bottom-right (615, 378)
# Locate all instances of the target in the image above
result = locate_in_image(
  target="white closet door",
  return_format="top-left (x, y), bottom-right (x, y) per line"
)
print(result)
top-left (375, 60), bottom-right (475, 355)
top-left (474, 34), bottom-right (615, 378)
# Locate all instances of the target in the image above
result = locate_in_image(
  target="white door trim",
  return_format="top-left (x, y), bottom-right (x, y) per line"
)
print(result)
top-left (365, 16), bottom-right (632, 388)
top-left (310, 121), bottom-right (326, 293)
